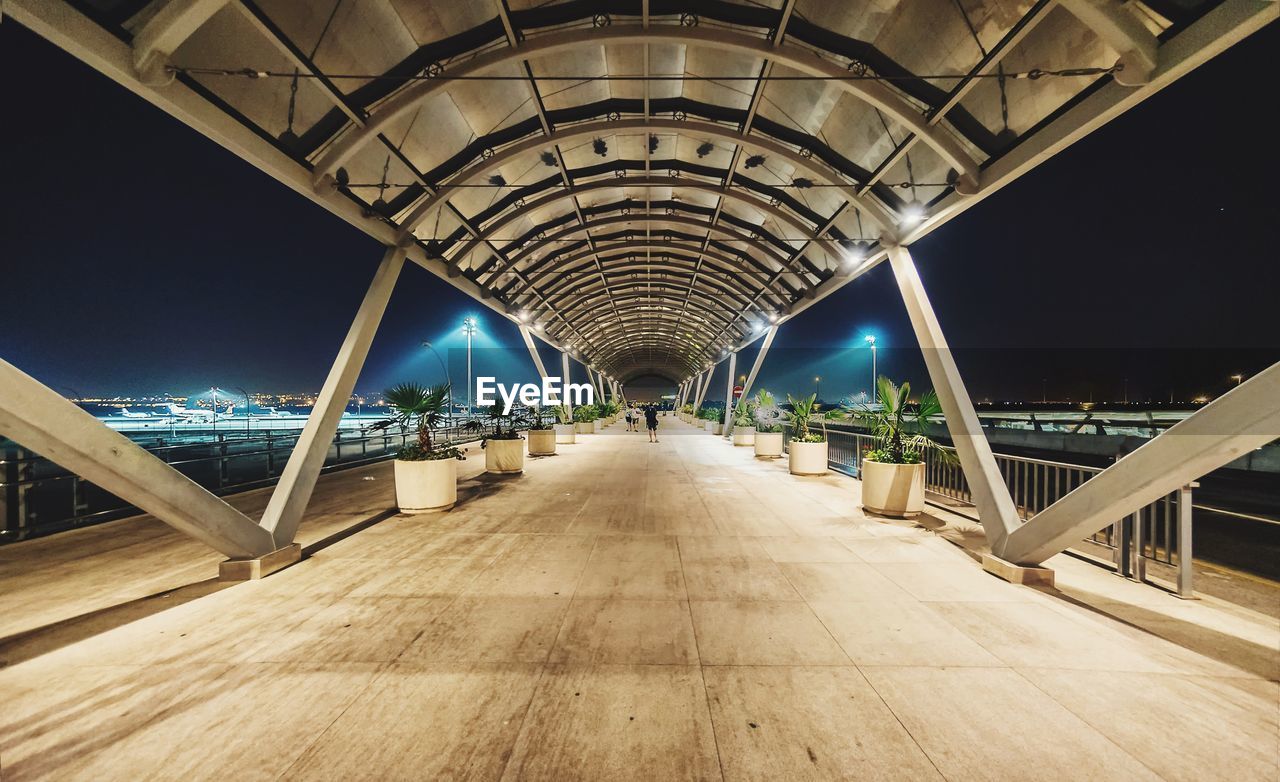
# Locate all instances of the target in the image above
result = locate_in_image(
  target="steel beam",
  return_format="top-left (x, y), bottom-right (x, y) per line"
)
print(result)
top-left (1002, 363), bottom-right (1280, 565)
top-left (259, 246), bottom-right (405, 543)
top-left (519, 324), bottom-right (550, 380)
top-left (886, 245), bottom-right (1022, 551)
top-left (722, 351), bottom-right (738, 436)
top-left (0, 358), bottom-right (276, 558)
top-left (737, 324), bottom-right (779, 403)
top-left (313, 26), bottom-right (981, 191)
top-left (131, 0), bottom-right (229, 85)
top-left (1059, 0), bottom-right (1160, 85)
top-left (395, 118), bottom-right (896, 236)
top-left (561, 352), bottom-right (573, 416)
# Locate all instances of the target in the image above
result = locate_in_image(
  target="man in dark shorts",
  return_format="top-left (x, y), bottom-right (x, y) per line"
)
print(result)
top-left (644, 404), bottom-right (659, 442)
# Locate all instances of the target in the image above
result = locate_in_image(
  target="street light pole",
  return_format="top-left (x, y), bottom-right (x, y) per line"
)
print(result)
top-left (210, 387), bottom-right (219, 434)
top-left (814, 376), bottom-right (821, 400)
top-left (864, 335), bottom-right (877, 399)
top-left (421, 340), bottom-right (453, 420)
top-left (462, 317), bottom-right (478, 416)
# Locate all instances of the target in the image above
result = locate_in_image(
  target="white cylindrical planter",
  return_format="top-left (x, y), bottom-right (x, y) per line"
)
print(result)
top-left (861, 460), bottom-right (926, 518)
top-left (555, 423), bottom-right (576, 444)
top-left (732, 426), bottom-right (755, 446)
top-left (703, 420), bottom-right (714, 432)
top-left (575, 421), bottom-right (593, 434)
top-left (788, 440), bottom-right (829, 475)
top-left (485, 438), bottom-right (525, 474)
top-left (754, 432), bottom-right (783, 458)
top-left (592, 419), bottom-right (602, 433)
top-left (527, 429), bottom-right (556, 456)
top-left (394, 458), bottom-right (457, 513)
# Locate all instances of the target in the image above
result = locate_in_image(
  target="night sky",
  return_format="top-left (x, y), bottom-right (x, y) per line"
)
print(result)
top-left (2, 20), bottom-right (1277, 405)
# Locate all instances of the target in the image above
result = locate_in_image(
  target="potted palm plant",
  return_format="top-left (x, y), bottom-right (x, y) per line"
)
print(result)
top-left (730, 399), bottom-right (757, 446)
top-left (384, 382), bottom-right (465, 512)
top-left (573, 403), bottom-right (598, 434)
top-left (753, 391), bottom-right (785, 458)
top-left (599, 400), bottom-right (619, 427)
top-left (700, 406), bottom-right (723, 435)
top-left (553, 404), bottom-right (576, 444)
top-left (785, 393), bottom-right (828, 475)
top-left (481, 402), bottom-right (525, 474)
top-left (526, 405), bottom-right (557, 456)
top-left (849, 376), bottom-right (952, 518)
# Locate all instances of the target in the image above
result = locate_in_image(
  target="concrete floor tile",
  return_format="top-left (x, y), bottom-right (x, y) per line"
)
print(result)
top-left (689, 601), bottom-right (849, 665)
top-left (346, 555), bottom-right (492, 597)
top-left (683, 560), bottom-right (803, 601)
top-left (549, 599), bottom-right (698, 664)
top-left (462, 557), bottom-right (587, 598)
top-left (1016, 669), bottom-right (1279, 782)
top-left (247, 596), bottom-right (450, 663)
top-left (678, 535), bottom-right (772, 562)
top-left (861, 667), bottom-right (1161, 781)
top-left (284, 663), bottom-right (542, 780)
top-left (935, 601), bottom-right (1182, 673)
top-left (501, 664), bottom-right (721, 781)
top-left (871, 562), bottom-right (1034, 602)
top-left (499, 533), bottom-right (598, 561)
top-left (407, 532), bottom-right (519, 560)
top-left (778, 562), bottom-right (915, 603)
top-left (808, 601), bottom-right (1003, 667)
top-left (575, 559), bottom-right (687, 599)
top-left (1, 662), bottom-right (384, 782)
top-left (703, 666), bottom-right (942, 781)
top-left (589, 533), bottom-right (681, 563)
top-left (839, 535), bottom-right (962, 563)
top-left (757, 536), bottom-right (864, 563)
top-left (403, 596), bottom-right (571, 663)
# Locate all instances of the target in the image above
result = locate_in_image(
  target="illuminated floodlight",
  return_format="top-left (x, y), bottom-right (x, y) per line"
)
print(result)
top-left (768, 312), bottom-right (779, 324)
top-left (843, 242), bottom-right (868, 267)
top-left (900, 201), bottom-right (926, 228)
top-left (864, 334), bottom-right (876, 346)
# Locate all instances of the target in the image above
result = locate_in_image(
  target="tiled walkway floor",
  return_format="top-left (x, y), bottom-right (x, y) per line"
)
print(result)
top-left (1, 418), bottom-right (1276, 780)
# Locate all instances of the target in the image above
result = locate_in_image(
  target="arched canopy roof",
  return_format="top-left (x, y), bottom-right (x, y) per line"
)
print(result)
top-left (15, 0), bottom-right (1266, 382)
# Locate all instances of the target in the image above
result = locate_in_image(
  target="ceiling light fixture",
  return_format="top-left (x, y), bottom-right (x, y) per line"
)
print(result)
top-left (900, 201), bottom-right (927, 228)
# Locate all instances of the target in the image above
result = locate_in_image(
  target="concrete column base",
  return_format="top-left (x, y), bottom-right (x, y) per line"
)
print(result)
top-left (219, 543), bottom-right (302, 581)
top-left (981, 553), bottom-right (1055, 587)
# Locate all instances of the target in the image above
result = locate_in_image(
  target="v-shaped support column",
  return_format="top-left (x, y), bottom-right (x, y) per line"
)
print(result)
top-left (1002, 362), bottom-right (1280, 565)
top-left (259, 246), bottom-right (405, 545)
top-left (886, 245), bottom-right (1022, 551)
top-left (0, 358), bottom-right (276, 559)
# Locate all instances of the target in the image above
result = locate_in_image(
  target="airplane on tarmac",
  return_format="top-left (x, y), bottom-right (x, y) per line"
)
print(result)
top-left (117, 407), bottom-right (152, 418)
top-left (164, 403), bottom-right (234, 422)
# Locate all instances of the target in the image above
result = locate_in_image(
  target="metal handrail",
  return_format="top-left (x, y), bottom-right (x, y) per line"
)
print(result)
top-left (782, 424), bottom-right (1193, 596)
top-left (0, 421), bottom-right (505, 543)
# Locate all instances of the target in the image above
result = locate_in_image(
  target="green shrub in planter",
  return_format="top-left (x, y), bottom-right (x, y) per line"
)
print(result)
top-left (383, 382), bottom-right (465, 461)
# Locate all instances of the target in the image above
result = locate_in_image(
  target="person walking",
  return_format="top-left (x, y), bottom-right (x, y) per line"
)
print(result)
top-left (644, 404), bottom-right (659, 443)
top-left (625, 404), bottom-right (636, 432)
